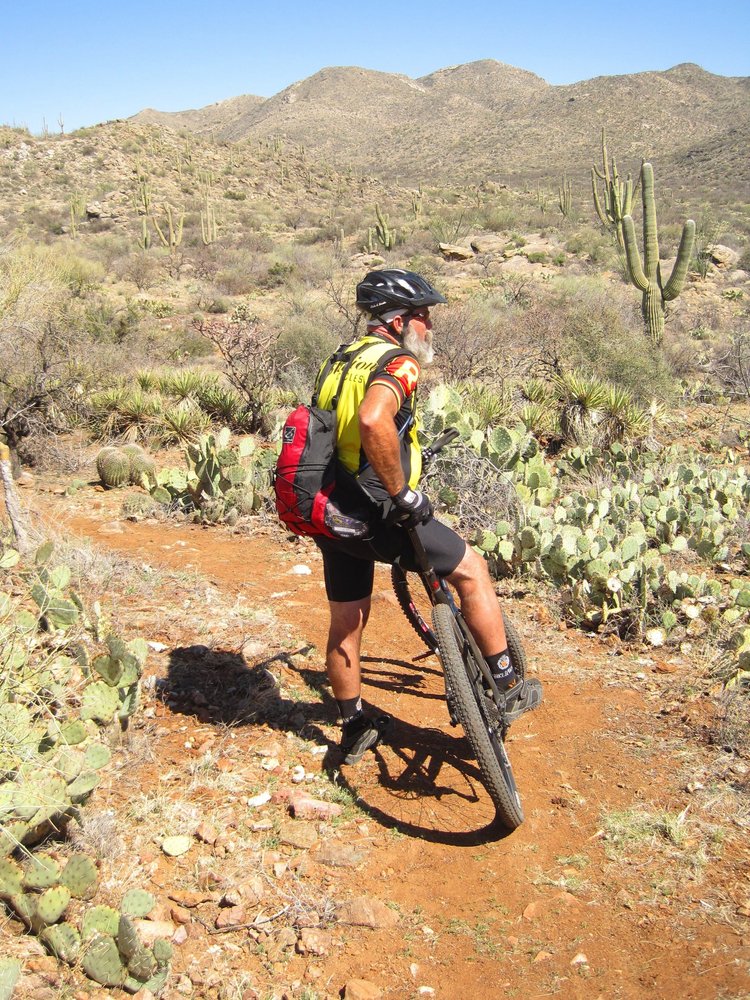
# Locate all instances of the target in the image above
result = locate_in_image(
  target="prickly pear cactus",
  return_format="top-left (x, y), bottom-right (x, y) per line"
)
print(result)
top-left (121, 887), bottom-right (156, 917)
top-left (83, 933), bottom-right (128, 987)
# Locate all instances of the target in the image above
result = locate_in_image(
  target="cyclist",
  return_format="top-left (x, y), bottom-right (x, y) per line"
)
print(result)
top-left (315, 269), bottom-right (542, 764)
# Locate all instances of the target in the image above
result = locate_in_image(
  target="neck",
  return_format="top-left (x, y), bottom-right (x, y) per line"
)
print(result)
top-left (367, 324), bottom-right (400, 345)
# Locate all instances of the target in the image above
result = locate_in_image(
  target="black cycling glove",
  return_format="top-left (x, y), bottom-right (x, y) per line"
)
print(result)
top-left (391, 484), bottom-right (433, 528)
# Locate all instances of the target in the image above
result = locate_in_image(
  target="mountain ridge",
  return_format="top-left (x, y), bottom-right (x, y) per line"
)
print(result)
top-left (127, 59), bottom-right (750, 194)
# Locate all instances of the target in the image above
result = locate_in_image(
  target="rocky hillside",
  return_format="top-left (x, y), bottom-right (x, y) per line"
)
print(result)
top-left (131, 60), bottom-right (750, 196)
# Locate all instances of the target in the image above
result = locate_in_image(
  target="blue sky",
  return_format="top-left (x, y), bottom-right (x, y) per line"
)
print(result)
top-left (2, 0), bottom-right (748, 134)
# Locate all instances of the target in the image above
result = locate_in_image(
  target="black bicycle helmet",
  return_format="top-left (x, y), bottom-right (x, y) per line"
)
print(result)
top-left (355, 269), bottom-right (447, 317)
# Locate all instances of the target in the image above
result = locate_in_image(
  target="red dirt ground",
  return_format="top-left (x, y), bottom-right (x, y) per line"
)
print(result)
top-left (8, 479), bottom-right (750, 1000)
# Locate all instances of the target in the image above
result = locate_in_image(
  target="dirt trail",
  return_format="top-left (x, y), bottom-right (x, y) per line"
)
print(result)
top-left (18, 485), bottom-right (750, 999)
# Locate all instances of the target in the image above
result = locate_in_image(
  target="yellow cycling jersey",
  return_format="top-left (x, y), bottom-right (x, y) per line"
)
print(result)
top-left (314, 336), bottom-right (422, 491)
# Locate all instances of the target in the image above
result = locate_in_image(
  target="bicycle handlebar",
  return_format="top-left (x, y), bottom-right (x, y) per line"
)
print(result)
top-left (421, 427), bottom-right (459, 464)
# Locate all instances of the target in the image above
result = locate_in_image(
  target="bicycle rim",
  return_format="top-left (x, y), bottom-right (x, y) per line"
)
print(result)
top-left (432, 603), bottom-right (524, 830)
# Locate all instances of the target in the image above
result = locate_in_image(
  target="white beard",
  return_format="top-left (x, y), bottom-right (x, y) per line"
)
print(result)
top-left (403, 326), bottom-right (434, 366)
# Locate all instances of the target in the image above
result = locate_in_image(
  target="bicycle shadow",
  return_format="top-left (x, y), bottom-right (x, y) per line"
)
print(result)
top-left (161, 645), bottom-right (514, 845)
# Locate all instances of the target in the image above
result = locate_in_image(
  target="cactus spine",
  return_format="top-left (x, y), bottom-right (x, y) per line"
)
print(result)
top-left (622, 161), bottom-right (696, 345)
top-left (592, 127), bottom-right (636, 247)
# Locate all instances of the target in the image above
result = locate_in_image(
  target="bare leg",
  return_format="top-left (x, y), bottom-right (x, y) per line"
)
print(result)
top-left (325, 597), bottom-right (371, 701)
top-left (446, 544), bottom-right (506, 656)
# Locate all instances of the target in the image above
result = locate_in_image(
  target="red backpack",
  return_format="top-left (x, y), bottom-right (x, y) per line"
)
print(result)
top-left (273, 344), bottom-right (372, 539)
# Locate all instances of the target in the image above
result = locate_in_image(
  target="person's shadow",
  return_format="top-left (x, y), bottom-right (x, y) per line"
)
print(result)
top-left (162, 644), bottom-right (514, 845)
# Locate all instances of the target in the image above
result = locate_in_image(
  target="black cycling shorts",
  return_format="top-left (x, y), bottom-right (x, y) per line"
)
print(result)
top-left (315, 518), bottom-right (467, 603)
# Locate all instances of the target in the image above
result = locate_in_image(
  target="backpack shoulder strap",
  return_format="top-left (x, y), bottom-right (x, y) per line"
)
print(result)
top-left (311, 340), bottom-right (371, 408)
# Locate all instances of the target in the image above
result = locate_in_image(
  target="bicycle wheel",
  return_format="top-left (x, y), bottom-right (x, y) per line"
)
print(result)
top-left (432, 602), bottom-right (524, 830)
top-left (391, 564), bottom-right (527, 679)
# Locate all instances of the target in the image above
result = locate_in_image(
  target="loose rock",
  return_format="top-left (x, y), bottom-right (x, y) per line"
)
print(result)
top-left (337, 896), bottom-right (399, 929)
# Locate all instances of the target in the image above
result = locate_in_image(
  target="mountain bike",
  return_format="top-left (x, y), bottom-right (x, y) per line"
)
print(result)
top-left (391, 429), bottom-right (527, 830)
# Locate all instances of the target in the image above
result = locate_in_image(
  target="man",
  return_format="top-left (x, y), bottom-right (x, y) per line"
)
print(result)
top-left (314, 269), bottom-right (542, 764)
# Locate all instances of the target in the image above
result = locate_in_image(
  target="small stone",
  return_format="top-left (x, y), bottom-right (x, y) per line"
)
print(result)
top-left (162, 835), bottom-right (192, 857)
top-left (571, 952), bottom-right (589, 966)
top-left (195, 822), bottom-right (218, 845)
top-left (291, 765), bottom-right (306, 783)
top-left (297, 928), bottom-right (332, 955)
top-left (279, 821), bottom-right (319, 850)
top-left (314, 843), bottom-right (364, 868)
top-left (133, 919), bottom-right (176, 946)
top-left (344, 980), bottom-right (383, 1000)
top-left (241, 639), bottom-right (266, 659)
top-left (261, 757), bottom-right (280, 770)
top-left (337, 896), bottom-right (399, 929)
top-left (220, 889), bottom-right (243, 907)
top-left (170, 905), bottom-right (192, 925)
top-left (289, 795), bottom-right (343, 821)
top-left (246, 791), bottom-right (271, 808)
top-left (533, 950), bottom-right (553, 963)
top-left (172, 925), bottom-right (189, 945)
top-left (273, 861), bottom-right (288, 878)
top-left (291, 564), bottom-right (312, 575)
top-left (522, 901), bottom-right (542, 920)
top-left (215, 905), bottom-right (245, 929)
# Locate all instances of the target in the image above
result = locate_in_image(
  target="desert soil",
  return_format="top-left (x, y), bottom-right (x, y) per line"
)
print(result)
top-left (6, 473), bottom-right (750, 1000)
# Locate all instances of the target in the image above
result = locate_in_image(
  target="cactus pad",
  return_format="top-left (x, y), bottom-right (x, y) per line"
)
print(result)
top-left (23, 853), bottom-right (61, 890)
top-left (83, 742), bottom-right (112, 770)
top-left (9, 892), bottom-right (36, 928)
top-left (152, 937), bottom-right (173, 964)
top-left (0, 857), bottom-right (23, 897)
top-left (66, 770), bottom-right (100, 803)
top-left (82, 904), bottom-right (120, 939)
top-left (116, 913), bottom-right (142, 961)
top-left (80, 680), bottom-right (118, 723)
top-left (59, 720), bottom-right (88, 745)
top-left (121, 888), bottom-right (156, 918)
top-left (128, 946), bottom-right (157, 982)
top-left (124, 968), bottom-right (168, 994)
top-left (36, 884), bottom-right (72, 925)
top-left (0, 959), bottom-right (21, 999)
top-left (61, 853), bottom-right (98, 898)
top-left (41, 921), bottom-right (81, 962)
top-left (82, 933), bottom-right (127, 987)
top-left (92, 653), bottom-right (124, 687)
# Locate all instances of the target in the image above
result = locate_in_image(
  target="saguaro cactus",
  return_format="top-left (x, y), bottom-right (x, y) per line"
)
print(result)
top-left (622, 163), bottom-right (695, 344)
top-left (592, 128), bottom-right (636, 247)
top-left (622, 161), bottom-right (695, 345)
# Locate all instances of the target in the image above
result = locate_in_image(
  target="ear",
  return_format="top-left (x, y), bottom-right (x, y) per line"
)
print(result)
top-left (390, 314), bottom-right (405, 335)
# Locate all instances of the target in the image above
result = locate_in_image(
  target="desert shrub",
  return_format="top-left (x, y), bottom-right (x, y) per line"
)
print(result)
top-left (537, 277), bottom-right (677, 403)
top-left (434, 299), bottom-right (511, 382)
top-left (710, 324), bottom-right (750, 399)
top-left (565, 226), bottom-right (621, 267)
top-left (116, 252), bottom-right (162, 291)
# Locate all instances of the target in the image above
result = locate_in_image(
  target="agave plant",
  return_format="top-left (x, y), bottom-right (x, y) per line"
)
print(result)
top-left (553, 370), bottom-right (609, 446)
top-left (597, 386), bottom-right (652, 446)
top-left (159, 401), bottom-right (211, 444)
top-left (158, 369), bottom-right (218, 403)
top-left (194, 384), bottom-right (245, 426)
top-left (520, 401), bottom-right (559, 438)
top-left (133, 370), bottom-right (160, 392)
top-left (521, 377), bottom-right (557, 407)
top-left (456, 381), bottom-right (513, 430)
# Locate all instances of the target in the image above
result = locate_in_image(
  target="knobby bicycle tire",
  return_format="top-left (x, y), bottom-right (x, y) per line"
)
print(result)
top-left (391, 564), bottom-right (527, 678)
top-left (432, 603), bottom-right (525, 830)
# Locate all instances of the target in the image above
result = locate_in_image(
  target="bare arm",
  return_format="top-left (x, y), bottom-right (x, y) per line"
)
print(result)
top-left (358, 384), bottom-right (405, 496)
